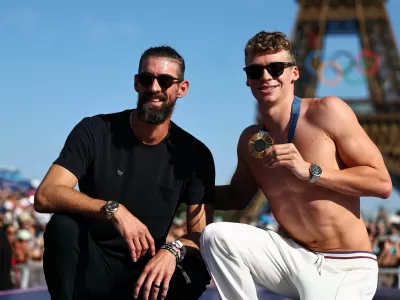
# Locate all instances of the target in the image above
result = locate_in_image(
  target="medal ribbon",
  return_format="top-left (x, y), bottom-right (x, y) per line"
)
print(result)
top-left (261, 95), bottom-right (301, 143)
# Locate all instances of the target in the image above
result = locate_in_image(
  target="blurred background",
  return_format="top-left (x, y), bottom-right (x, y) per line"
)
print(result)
top-left (1, 0), bottom-right (400, 299)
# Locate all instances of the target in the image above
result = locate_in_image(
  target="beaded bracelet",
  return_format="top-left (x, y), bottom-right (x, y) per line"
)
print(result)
top-left (160, 244), bottom-right (180, 262)
top-left (166, 241), bottom-right (186, 263)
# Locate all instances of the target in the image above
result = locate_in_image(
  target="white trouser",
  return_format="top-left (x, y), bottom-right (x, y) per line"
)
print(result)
top-left (200, 222), bottom-right (378, 300)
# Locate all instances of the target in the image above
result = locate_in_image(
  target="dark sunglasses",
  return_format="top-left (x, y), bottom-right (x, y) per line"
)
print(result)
top-left (243, 62), bottom-right (296, 80)
top-left (137, 72), bottom-right (182, 90)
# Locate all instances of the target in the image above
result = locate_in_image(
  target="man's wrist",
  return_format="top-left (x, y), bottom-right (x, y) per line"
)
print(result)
top-left (164, 240), bottom-right (186, 262)
top-left (103, 201), bottom-right (120, 221)
top-left (160, 244), bottom-right (180, 262)
top-left (172, 240), bottom-right (186, 261)
top-left (308, 163), bottom-right (322, 183)
top-left (304, 163), bottom-right (312, 181)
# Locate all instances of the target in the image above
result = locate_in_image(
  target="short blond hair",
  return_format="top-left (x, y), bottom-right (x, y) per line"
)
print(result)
top-left (245, 31), bottom-right (296, 63)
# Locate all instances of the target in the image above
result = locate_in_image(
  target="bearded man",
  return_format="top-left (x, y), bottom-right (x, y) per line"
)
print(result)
top-left (35, 46), bottom-right (215, 300)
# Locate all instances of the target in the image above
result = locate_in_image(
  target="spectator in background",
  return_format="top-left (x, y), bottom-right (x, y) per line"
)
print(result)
top-left (0, 188), bottom-right (49, 289)
top-left (376, 206), bottom-right (391, 228)
top-left (365, 208), bottom-right (400, 288)
top-left (4, 224), bottom-right (17, 245)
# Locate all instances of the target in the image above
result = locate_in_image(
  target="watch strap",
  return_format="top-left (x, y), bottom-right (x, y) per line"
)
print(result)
top-left (308, 164), bottom-right (322, 183)
top-left (308, 174), bottom-right (318, 183)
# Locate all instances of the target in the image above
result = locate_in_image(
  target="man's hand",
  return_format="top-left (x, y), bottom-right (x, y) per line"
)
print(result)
top-left (112, 205), bottom-right (156, 262)
top-left (262, 143), bottom-right (310, 180)
top-left (133, 249), bottom-right (177, 300)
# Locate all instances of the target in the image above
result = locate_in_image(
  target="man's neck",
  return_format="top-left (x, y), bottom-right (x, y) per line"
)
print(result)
top-left (260, 94), bottom-right (295, 139)
top-left (130, 110), bottom-right (171, 145)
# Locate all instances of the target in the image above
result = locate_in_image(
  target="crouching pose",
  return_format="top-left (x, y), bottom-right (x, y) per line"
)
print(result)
top-left (200, 31), bottom-right (392, 300)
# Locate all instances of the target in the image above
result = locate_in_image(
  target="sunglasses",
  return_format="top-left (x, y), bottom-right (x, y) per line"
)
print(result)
top-left (137, 72), bottom-right (182, 90)
top-left (243, 62), bottom-right (296, 80)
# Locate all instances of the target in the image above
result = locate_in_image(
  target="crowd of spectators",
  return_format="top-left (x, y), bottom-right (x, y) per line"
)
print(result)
top-left (0, 187), bottom-right (51, 290)
top-left (366, 208), bottom-right (400, 288)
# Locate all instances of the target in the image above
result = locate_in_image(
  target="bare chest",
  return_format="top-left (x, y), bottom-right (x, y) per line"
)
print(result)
top-left (246, 124), bottom-right (338, 196)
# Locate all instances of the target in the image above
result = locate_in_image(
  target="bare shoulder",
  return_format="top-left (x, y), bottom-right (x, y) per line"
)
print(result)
top-left (237, 124), bottom-right (260, 157)
top-left (306, 96), bottom-right (354, 118)
top-left (304, 96), bottom-right (358, 132)
top-left (239, 124), bottom-right (260, 141)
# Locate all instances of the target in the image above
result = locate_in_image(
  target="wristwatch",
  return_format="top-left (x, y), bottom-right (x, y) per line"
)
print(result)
top-left (104, 200), bottom-right (119, 220)
top-left (308, 164), bottom-right (322, 183)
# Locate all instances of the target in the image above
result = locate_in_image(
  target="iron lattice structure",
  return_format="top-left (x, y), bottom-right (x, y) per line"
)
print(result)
top-left (292, 0), bottom-right (400, 183)
top-left (240, 0), bottom-right (400, 221)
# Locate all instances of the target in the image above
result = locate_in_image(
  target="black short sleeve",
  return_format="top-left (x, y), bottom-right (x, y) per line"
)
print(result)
top-left (53, 117), bottom-right (96, 180)
top-left (182, 145), bottom-right (216, 205)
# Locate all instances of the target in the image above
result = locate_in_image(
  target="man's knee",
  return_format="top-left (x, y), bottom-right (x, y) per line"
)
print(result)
top-left (44, 213), bottom-right (83, 249)
top-left (200, 222), bottom-right (230, 250)
top-left (43, 214), bottom-right (87, 299)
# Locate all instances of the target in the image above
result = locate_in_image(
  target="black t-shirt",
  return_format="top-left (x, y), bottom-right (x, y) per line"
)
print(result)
top-left (54, 109), bottom-right (215, 256)
top-left (0, 227), bottom-right (13, 290)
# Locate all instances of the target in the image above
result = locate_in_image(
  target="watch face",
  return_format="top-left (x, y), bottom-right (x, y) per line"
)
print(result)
top-left (310, 164), bottom-right (322, 176)
top-left (106, 201), bottom-right (119, 211)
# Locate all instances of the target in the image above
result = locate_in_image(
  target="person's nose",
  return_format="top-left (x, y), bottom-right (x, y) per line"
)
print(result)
top-left (261, 68), bottom-right (273, 82)
top-left (150, 77), bottom-right (162, 93)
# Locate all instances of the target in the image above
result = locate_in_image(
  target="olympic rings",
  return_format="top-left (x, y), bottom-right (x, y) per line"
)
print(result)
top-left (304, 50), bottom-right (322, 76)
top-left (317, 61), bottom-right (343, 87)
top-left (304, 48), bottom-right (379, 87)
top-left (342, 69), bottom-right (365, 86)
top-left (355, 48), bottom-right (380, 76)
top-left (328, 50), bottom-right (355, 75)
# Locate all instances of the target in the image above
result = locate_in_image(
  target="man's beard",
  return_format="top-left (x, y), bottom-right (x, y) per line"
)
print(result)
top-left (136, 91), bottom-right (176, 125)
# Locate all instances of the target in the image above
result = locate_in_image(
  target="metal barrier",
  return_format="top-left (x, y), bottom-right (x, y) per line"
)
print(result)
top-left (378, 268), bottom-right (400, 289)
top-left (6, 265), bottom-right (400, 299)
top-left (10, 262), bottom-right (46, 289)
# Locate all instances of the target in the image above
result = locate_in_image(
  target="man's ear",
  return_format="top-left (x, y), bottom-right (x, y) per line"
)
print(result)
top-left (291, 66), bottom-right (300, 83)
top-left (134, 75), bottom-right (140, 93)
top-left (177, 80), bottom-right (189, 98)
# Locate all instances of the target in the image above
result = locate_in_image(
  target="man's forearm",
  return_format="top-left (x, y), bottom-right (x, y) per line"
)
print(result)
top-left (178, 232), bottom-right (201, 256)
top-left (34, 184), bottom-right (107, 219)
top-left (314, 166), bottom-right (392, 199)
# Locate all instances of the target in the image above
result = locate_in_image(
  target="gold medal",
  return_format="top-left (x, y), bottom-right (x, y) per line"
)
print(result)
top-left (248, 131), bottom-right (274, 159)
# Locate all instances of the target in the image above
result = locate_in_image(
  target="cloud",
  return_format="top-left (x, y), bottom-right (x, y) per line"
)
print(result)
top-left (1, 6), bottom-right (38, 31)
top-left (81, 18), bottom-right (137, 41)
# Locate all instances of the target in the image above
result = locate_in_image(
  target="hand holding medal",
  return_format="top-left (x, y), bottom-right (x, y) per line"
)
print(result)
top-left (248, 96), bottom-right (303, 175)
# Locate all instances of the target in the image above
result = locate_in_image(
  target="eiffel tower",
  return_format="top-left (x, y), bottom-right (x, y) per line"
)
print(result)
top-left (238, 0), bottom-right (400, 222)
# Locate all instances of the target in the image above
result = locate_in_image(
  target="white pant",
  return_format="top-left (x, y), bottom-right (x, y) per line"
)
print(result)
top-left (200, 222), bottom-right (378, 300)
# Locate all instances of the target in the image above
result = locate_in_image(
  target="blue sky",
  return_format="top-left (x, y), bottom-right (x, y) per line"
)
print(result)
top-left (1, 0), bottom-right (400, 214)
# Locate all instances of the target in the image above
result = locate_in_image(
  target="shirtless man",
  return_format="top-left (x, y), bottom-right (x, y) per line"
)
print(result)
top-left (200, 31), bottom-right (392, 300)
